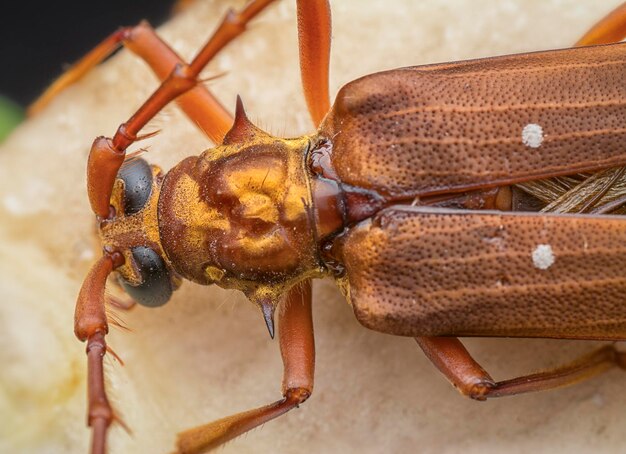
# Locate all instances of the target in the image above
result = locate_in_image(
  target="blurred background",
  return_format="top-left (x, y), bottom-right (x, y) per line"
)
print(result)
top-left (0, 0), bottom-right (173, 140)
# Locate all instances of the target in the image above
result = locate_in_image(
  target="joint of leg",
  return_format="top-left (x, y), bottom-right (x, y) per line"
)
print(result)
top-left (463, 380), bottom-right (495, 401)
top-left (86, 331), bottom-right (107, 354)
top-left (112, 123), bottom-right (137, 150)
top-left (117, 26), bottom-right (135, 43)
top-left (223, 8), bottom-right (246, 32)
top-left (104, 250), bottom-right (125, 269)
top-left (284, 387), bottom-right (311, 407)
top-left (91, 136), bottom-right (123, 156)
top-left (98, 205), bottom-right (117, 227)
top-left (88, 399), bottom-right (114, 428)
top-left (124, 21), bottom-right (150, 43)
top-left (169, 63), bottom-right (198, 91)
top-left (75, 317), bottom-right (109, 342)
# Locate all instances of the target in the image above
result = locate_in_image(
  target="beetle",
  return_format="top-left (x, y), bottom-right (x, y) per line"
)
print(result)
top-left (25, 0), bottom-right (626, 454)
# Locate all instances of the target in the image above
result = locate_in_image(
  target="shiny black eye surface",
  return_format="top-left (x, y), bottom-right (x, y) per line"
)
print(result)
top-left (118, 158), bottom-right (153, 215)
top-left (119, 246), bottom-right (172, 307)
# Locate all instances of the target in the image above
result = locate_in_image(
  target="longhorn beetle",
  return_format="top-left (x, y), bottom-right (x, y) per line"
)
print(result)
top-left (31, 1), bottom-right (626, 453)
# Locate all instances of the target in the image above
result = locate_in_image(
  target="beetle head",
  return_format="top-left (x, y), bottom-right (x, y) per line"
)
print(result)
top-left (99, 158), bottom-right (180, 307)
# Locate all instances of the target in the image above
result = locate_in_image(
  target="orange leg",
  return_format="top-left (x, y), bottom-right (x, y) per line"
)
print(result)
top-left (575, 2), bottom-right (626, 46)
top-left (28, 28), bottom-right (133, 117)
top-left (75, 2), bottom-right (332, 452)
top-left (75, 3), bottom-right (281, 453)
top-left (28, 22), bottom-right (232, 143)
top-left (418, 0), bottom-right (626, 402)
top-left (416, 337), bottom-right (626, 399)
top-left (108, 0), bottom-right (276, 152)
top-left (173, 4), bottom-right (331, 449)
top-left (175, 285), bottom-right (315, 454)
top-left (296, 0), bottom-right (332, 127)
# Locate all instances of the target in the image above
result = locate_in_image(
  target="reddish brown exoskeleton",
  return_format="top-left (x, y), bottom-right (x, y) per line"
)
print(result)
top-left (31, 1), bottom-right (626, 453)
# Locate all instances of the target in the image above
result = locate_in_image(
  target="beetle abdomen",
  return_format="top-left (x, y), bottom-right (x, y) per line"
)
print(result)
top-left (339, 206), bottom-right (626, 340)
top-left (321, 43), bottom-right (626, 199)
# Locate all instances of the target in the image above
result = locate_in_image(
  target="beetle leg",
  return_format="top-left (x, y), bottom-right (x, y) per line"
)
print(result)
top-left (28, 23), bottom-right (232, 142)
top-left (576, 2), bottom-right (626, 46)
top-left (105, 0), bottom-right (277, 150)
top-left (416, 336), bottom-right (625, 399)
top-left (296, 0), bottom-right (331, 126)
top-left (175, 284), bottom-right (315, 453)
top-left (119, 21), bottom-right (234, 144)
top-left (74, 252), bottom-right (125, 454)
top-left (28, 27), bottom-right (134, 116)
top-left (31, 0), bottom-right (280, 130)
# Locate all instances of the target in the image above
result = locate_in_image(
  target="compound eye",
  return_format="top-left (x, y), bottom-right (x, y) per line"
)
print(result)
top-left (119, 246), bottom-right (172, 307)
top-left (118, 158), bottom-right (153, 215)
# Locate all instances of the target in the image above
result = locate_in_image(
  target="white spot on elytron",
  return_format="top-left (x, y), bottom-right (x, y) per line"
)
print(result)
top-left (522, 123), bottom-right (544, 148)
top-left (532, 244), bottom-right (555, 270)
